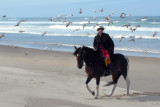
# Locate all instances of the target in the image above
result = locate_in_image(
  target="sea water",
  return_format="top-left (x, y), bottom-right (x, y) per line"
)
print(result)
top-left (0, 16), bottom-right (160, 58)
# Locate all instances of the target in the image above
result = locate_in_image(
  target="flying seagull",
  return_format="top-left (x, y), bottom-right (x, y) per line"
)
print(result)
top-left (137, 36), bottom-right (142, 39)
top-left (2, 15), bottom-right (7, 18)
top-left (93, 17), bottom-right (96, 20)
top-left (15, 20), bottom-right (27, 26)
top-left (119, 36), bottom-right (125, 42)
top-left (128, 39), bottom-right (135, 42)
top-left (93, 24), bottom-right (100, 29)
top-left (19, 31), bottom-right (25, 33)
top-left (57, 42), bottom-right (62, 48)
top-left (24, 51), bottom-right (29, 55)
top-left (99, 8), bottom-right (103, 12)
top-left (130, 25), bottom-right (141, 32)
top-left (68, 14), bottom-right (73, 17)
top-left (83, 24), bottom-right (86, 29)
top-left (111, 11), bottom-right (114, 14)
top-left (15, 21), bottom-right (22, 26)
top-left (133, 25), bottom-right (140, 31)
top-left (49, 17), bottom-right (56, 21)
top-left (152, 31), bottom-right (157, 37)
top-left (42, 31), bottom-right (47, 36)
top-left (104, 15), bottom-right (111, 20)
top-left (66, 22), bottom-right (72, 27)
top-left (73, 28), bottom-right (80, 32)
top-left (79, 8), bottom-right (82, 14)
top-left (123, 23), bottom-right (131, 28)
top-left (44, 47), bottom-right (52, 51)
top-left (108, 21), bottom-right (113, 26)
top-left (0, 33), bottom-right (5, 39)
top-left (120, 13), bottom-right (126, 18)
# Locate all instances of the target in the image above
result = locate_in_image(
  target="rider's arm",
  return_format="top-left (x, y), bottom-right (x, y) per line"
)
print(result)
top-left (108, 36), bottom-right (114, 51)
top-left (93, 37), bottom-right (98, 51)
top-left (104, 34), bottom-right (114, 51)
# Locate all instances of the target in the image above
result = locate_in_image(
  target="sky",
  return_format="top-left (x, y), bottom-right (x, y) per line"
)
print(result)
top-left (0, 0), bottom-right (159, 17)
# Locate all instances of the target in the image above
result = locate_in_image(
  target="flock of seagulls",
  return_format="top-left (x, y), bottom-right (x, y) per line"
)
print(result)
top-left (0, 9), bottom-right (159, 55)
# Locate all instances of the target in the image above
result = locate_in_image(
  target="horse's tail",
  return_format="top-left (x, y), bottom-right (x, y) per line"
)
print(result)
top-left (124, 55), bottom-right (129, 75)
top-left (123, 55), bottom-right (130, 95)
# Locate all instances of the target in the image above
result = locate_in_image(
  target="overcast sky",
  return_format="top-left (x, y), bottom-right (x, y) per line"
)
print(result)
top-left (0, 0), bottom-right (159, 17)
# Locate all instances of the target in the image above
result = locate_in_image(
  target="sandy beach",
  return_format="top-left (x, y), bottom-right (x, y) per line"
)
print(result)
top-left (0, 45), bottom-right (160, 107)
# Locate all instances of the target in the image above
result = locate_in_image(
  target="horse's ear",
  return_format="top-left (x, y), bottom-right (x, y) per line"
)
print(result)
top-left (74, 45), bottom-right (77, 50)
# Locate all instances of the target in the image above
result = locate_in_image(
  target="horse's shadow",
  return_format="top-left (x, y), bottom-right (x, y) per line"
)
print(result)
top-left (87, 93), bottom-right (160, 103)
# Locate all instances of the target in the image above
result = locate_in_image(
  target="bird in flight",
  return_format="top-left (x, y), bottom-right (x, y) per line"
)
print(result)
top-left (83, 24), bottom-right (86, 29)
top-left (128, 39), bottom-right (135, 42)
top-left (0, 33), bottom-right (5, 39)
top-left (42, 31), bottom-right (47, 36)
top-left (15, 20), bottom-right (27, 26)
top-left (99, 8), bottom-right (103, 12)
top-left (104, 15), bottom-right (111, 20)
top-left (119, 36), bottom-right (125, 42)
top-left (120, 13), bottom-right (126, 18)
top-left (73, 28), bottom-right (80, 32)
top-left (66, 22), bottom-right (72, 27)
top-left (123, 23), bottom-right (131, 28)
top-left (2, 15), bottom-right (7, 18)
top-left (79, 8), bottom-right (82, 14)
top-left (152, 31), bottom-right (157, 37)
top-left (49, 17), bottom-right (56, 21)
top-left (107, 21), bottom-right (113, 26)
top-left (94, 10), bottom-right (97, 13)
top-left (93, 24), bottom-right (100, 29)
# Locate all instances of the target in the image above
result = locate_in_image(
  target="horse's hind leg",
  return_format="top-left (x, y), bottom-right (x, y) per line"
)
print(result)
top-left (86, 76), bottom-right (95, 96)
top-left (124, 75), bottom-right (130, 95)
top-left (122, 68), bottom-right (130, 95)
top-left (109, 73), bottom-right (121, 96)
top-left (109, 84), bottom-right (117, 96)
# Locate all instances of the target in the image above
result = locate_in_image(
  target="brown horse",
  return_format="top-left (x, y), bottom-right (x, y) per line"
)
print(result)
top-left (73, 46), bottom-right (130, 99)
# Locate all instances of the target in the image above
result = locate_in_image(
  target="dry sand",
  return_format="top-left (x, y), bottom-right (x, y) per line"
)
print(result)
top-left (0, 45), bottom-right (160, 107)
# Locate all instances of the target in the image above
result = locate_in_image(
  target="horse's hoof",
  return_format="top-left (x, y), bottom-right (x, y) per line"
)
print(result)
top-left (95, 96), bottom-right (98, 99)
top-left (92, 91), bottom-right (95, 96)
top-left (108, 94), bottom-right (112, 97)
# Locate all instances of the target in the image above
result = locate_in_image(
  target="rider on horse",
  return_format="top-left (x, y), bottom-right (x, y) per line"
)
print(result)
top-left (93, 26), bottom-right (115, 75)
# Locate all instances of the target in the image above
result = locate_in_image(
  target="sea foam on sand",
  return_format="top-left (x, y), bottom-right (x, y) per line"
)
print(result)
top-left (0, 66), bottom-right (160, 107)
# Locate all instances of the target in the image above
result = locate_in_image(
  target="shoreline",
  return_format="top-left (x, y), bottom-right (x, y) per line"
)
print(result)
top-left (1, 43), bottom-right (160, 59)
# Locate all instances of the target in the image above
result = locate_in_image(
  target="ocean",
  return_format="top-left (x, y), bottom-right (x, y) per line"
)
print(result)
top-left (0, 16), bottom-right (160, 58)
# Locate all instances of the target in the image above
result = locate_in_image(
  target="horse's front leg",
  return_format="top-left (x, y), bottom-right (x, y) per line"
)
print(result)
top-left (95, 77), bottom-right (100, 99)
top-left (86, 76), bottom-right (95, 96)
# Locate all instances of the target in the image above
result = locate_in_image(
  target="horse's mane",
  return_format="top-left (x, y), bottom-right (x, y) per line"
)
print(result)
top-left (82, 46), bottom-right (103, 66)
top-left (82, 46), bottom-right (96, 54)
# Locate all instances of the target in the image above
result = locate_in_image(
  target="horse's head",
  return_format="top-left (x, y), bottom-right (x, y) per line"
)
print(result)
top-left (73, 45), bottom-right (86, 69)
